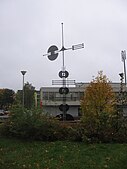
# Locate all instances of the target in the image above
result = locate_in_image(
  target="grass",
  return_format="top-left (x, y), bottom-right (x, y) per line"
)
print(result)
top-left (0, 138), bottom-right (127, 169)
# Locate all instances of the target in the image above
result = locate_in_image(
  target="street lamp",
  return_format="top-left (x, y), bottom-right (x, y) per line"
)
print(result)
top-left (21, 70), bottom-right (27, 110)
top-left (121, 50), bottom-right (126, 86)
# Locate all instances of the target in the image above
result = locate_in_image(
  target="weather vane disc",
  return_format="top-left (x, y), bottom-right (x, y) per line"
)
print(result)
top-left (47, 45), bottom-right (58, 61)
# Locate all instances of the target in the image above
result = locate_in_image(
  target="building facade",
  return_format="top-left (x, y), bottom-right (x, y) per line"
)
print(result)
top-left (39, 83), bottom-right (126, 119)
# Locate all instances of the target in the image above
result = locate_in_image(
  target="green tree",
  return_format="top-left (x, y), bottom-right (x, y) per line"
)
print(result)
top-left (24, 82), bottom-right (35, 109)
top-left (16, 82), bottom-right (35, 109)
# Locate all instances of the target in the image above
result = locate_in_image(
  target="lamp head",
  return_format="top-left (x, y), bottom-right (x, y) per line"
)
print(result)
top-left (119, 73), bottom-right (124, 78)
top-left (21, 71), bottom-right (27, 75)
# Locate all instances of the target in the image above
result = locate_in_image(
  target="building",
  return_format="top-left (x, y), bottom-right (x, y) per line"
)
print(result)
top-left (39, 82), bottom-right (127, 120)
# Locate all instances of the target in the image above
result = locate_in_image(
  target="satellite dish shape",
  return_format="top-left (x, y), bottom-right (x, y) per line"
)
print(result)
top-left (47, 45), bottom-right (58, 61)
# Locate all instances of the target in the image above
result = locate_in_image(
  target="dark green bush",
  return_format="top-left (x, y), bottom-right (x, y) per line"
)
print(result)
top-left (1, 104), bottom-right (73, 141)
top-left (1, 104), bottom-right (127, 143)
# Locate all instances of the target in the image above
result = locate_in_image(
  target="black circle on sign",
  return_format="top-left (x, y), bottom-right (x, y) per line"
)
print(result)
top-left (59, 104), bottom-right (69, 112)
top-left (59, 71), bottom-right (69, 78)
top-left (59, 87), bottom-right (69, 94)
top-left (47, 45), bottom-right (58, 61)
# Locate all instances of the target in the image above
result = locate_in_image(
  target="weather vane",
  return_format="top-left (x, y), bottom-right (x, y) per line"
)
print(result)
top-left (43, 23), bottom-right (84, 120)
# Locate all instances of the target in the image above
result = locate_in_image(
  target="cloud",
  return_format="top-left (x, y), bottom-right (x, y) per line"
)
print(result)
top-left (0, 0), bottom-right (127, 91)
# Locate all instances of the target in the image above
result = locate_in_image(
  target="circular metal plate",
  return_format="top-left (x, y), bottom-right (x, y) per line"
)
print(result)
top-left (59, 87), bottom-right (69, 94)
top-left (59, 104), bottom-right (69, 112)
top-left (59, 71), bottom-right (69, 78)
top-left (47, 45), bottom-right (58, 61)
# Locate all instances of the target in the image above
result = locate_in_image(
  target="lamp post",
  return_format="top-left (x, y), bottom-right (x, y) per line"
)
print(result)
top-left (121, 50), bottom-right (126, 86)
top-left (21, 71), bottom-right (27, 110)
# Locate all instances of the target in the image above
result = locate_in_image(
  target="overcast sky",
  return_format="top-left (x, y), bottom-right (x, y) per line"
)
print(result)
top-left (0, 0), bottom-right (127, 91)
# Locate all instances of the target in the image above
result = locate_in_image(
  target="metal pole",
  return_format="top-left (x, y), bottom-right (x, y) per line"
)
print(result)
top-left (61, 23), bottom-right (66, 121)
top-left (21, 71), bottom-right (26, 111)
top-left (121, 50), bottom-right (126, 86)
top-left (22, 74), bottom-right (25, 109)
top-left (61, 23), bottom-right (65, 69)
top-left (124, 59), bottom-right (126, 86)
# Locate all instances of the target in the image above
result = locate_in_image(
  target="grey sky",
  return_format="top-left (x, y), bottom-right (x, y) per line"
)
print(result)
top-left (0, 0), bottom-right (127, 91)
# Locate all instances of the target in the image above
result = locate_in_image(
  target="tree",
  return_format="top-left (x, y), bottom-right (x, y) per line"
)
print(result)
top-left (0, 89), bottom-right (15, 110)
top-left (81, 71), bottom-right (116, 117)
top-left (24, 82), bottom-right (35, 109)
top-left (80, 71), bottom-right (117, 141)
top-left (16, 82), bottom-right (35, 109)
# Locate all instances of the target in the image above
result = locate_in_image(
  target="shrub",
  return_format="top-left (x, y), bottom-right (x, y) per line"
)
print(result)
top-left (2, 104), bottom-right (127, 143)
top-left (1, 104), bottom-right (73, 141)
top-left (80, 111), bottom-right (127, 143)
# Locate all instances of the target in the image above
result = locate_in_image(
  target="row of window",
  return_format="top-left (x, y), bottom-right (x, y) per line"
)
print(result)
top-left (42, 92), bottom-right (84, 101)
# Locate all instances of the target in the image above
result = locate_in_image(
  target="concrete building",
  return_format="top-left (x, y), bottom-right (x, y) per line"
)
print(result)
top-left (39, 82), bottom-right (126, 120)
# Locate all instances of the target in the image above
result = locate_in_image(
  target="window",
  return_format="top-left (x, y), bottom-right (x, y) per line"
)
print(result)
top-left (43, 92), bottom-right (48, 100)
top-left (49, 92), bottom-right (55, 100)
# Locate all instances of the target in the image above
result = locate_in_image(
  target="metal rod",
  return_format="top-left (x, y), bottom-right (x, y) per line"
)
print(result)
top-left (61, 23), bottom-right (65, 69)
top-left (21, 71), bottom-right (26, 111)
top-left (121, 50), bottom-right (126, 86)
top-left (61, 23), bottom-right (66, 121)
top-left (22, 74), bottom-right (25, 110)
top-left (124, 59), bottom-right (126, 86)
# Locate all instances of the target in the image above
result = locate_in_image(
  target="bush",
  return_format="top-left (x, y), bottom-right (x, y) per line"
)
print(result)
top-left (2, 104), bottom-right (127, 143)
top-left (80, 111), bottom-right (127, 143)
top-left (1, 104), bottom-right (73, 141)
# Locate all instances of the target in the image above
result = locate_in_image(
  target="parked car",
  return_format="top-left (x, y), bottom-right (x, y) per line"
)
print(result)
top-left (0, 110), bottom-right (9, 123)
top-left (0, 110), bottom-right (4, 116)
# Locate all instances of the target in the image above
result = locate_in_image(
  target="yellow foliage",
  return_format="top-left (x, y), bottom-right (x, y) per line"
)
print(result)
top-left (81, 71), bottom-right (116, 117)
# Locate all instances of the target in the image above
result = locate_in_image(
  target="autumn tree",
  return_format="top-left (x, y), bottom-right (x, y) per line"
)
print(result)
top-left (0, 89), bottom-right (15, 110)
top-left (81, 71), bottom-right (117, 141)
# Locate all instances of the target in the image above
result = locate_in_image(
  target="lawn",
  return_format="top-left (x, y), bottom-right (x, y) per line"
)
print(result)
top-left (0, 138), bottom-right (127, 169)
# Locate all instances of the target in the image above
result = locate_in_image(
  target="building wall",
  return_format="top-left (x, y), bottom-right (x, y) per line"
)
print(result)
top-left (43, 105), bottom-right (79, 118)
top-left (39, 83), bottom-right (123, 119)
